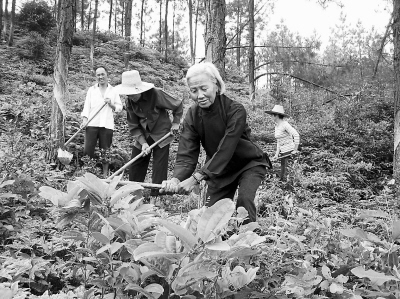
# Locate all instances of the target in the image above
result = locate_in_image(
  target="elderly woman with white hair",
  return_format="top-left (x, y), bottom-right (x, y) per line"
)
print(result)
top-left (161, 62), bottom-right (271, 223)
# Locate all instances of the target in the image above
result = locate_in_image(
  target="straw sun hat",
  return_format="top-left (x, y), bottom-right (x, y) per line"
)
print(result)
top-left (115, 70), bottom-right (154, 95)
top-left (265, 105), bottom-right (289, 117)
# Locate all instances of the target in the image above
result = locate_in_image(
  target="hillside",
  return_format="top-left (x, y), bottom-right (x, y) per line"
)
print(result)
top-left (0, 31), bottom-right (398, 299)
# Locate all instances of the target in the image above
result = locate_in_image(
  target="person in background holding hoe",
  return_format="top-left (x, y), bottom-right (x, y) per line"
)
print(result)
top-left (115, 70), bottom-right (183, 199)
top-left (160, 62), bottom-right (271, 224)
top-left (81, 66), bottom-right (123, 177)
top-left (265, 105), bottom-right (300, 181)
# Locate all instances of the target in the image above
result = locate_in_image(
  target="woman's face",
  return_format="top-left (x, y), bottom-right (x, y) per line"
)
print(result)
top-left (187, 73), bottom-right (218, 109)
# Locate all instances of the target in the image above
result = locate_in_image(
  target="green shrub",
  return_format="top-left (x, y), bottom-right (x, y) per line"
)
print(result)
top-left (72, 31), bottom-right (91, 47)
top-left (18, 0), bottom-right (56, 35)
top-left (17, 32), bottom-right (50, 60)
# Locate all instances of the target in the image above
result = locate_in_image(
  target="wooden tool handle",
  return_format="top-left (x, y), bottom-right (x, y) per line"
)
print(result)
top-left (65, 102), bottom-right (108, 146)
top-left (102, 179), bottom-right (162, 189)
top-left (107, 132), bottom-right (172, 180)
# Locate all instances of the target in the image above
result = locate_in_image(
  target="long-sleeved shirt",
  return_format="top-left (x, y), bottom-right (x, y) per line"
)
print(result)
top-left (81, 84), bottom-right (123, 130)
top-left (173, 94), bottom-right (269, 188)
top-left (275, 120), bottom-right (300, 154)
top-left (126, 88), bottom-right (183, 149)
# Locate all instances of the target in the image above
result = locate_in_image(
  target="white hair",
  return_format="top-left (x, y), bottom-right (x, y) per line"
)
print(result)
top-left (185, 62), bottom-right (226, 94)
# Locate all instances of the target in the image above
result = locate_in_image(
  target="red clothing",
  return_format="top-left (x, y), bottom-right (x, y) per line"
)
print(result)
top-left (126, 88), bottom-right (183, 149)
top-left (174, 94), bottom-right (270, 188)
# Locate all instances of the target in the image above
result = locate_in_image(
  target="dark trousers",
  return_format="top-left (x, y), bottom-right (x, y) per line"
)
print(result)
top-left (205, 165), bottom-right (266, 223)
top-left (280, 151), bottom-right (292, 181)
top-left (129, 136), bottom-right (169, 195)
top-left (84, 127), bottom-right (113, 158)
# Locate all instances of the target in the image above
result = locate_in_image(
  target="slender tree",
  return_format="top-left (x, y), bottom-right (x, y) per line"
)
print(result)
top-left (140, 0), bottom-right (145, 46)
top-left (3, 0), bottom-right (8, 40)
top-left (114, 0), bottom-right (117, 34)
top-left (193, 0), bottom-right (199, 62)
top-left (188, 0), bottom-right (194, 63)
top-left (81, 0), bottom-right (84, 30)
top-left (72, 0), bottom-right (77, 31)
top-left (393, 0), bottom-right (400, 194)
top-left (87, 0), bottom-right (91, 30)
top-left (204, 0), bottom-right (226, 77)
top-left (172, 0), bottom-right (175, 50)
top-left (0, 0), bottom-right (3, 41)
top-left (164, 0), bottom-right (169, 61)
top-left (50, 0), bottom-right (74, 165)
top-left (248, 0), bottom-right (255, 107)
top-left (125, 0), bottom-right (132, 42)
top-left (90, 0), bottom-right (98, 67)
top-left (159, 0), bottom-right (162, 52)
top-left (108, 0), bottom-right (112, 31)
top-left (7, 0), bottom-right (15, 46)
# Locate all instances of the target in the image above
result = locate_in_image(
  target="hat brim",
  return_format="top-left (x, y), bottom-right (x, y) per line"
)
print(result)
top-left (264, 110), bottom-right (288, 117)
top-left (115, 82), bottom-right (154, 95)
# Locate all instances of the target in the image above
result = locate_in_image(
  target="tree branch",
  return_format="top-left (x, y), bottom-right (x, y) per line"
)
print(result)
top-left (226, 45), bottom-right (313, 50)
top-left (254, 71), bottom-right (348, 101)
top-left (255, 60), bottom-right (346, 71)
top-left (372, 14), bottom-right (393, 79)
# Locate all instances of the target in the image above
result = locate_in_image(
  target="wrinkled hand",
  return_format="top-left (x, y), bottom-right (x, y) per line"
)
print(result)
top-left (177, 177), bottom-right (197, 194)
top-left (160, 178), bottom-right (180, 194)
top-left (171, 123), bottom-right (180, 134)
top-left (141, 143), bottom-right (151, 156)
top-left (271, 155), bottom-right (279, 162)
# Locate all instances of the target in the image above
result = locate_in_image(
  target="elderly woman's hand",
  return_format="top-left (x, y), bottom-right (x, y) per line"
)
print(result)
top-left (160, 178), bottom-right (180, 194)
top-left (177, 176), bottom-right (197, 194)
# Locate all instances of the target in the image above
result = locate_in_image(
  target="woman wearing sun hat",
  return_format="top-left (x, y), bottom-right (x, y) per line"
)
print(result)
top-left (115, 70), bottom-right (183, 196)
top-left (265, 105), bottom-right (300, 181)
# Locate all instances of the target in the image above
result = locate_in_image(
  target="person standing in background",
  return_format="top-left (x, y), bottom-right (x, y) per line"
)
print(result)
top-left (81, 66), bottom-right (123, 177)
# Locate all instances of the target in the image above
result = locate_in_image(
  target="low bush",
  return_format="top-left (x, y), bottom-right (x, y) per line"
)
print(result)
top-left (18, 0), bottom-right (56, 35)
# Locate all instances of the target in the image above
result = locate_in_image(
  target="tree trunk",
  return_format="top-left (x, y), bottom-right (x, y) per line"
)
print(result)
top-left (7, 0), bottom-right (15, 46)
top-left (172, 0), bottom-right (175, 50)
top-left (87, 0), bottom-right (91, 30)
top-left (121, 0), bottom-right (124, 36)
top-left (140, 0), bottom-right (145, 46)
top-left (248, 0), bottom-right (255, 108)
top-left (159, 0), bottom-right (162, 52)
top-left (81, 0), bottom-right (84, 30)
top-left (57, 0), bottom-right (62, 22)
top-left (236, 2), bottom-right (241, 68)
top-left (193, 0), bottom-right (199, 62)
top-left (114, 0), bottom-right (117, 34)
top-left (3, 0), bottom-right (8, 40)
top-left (204, 0), bottom-right (226, 78)
top-left (50, 0), bottom-right (73, 164)
top-left (0, 0), bottom-right (3, 41)
top-left (90, 0), bottom-right (98, 68)
top-left (124, 0), bottom-right (132, 43)
top-left (164, 0), bottom-right (169, 61)
top-left (72, 0), bottom-right (77, 32)
top-left (393, 0), bottom-right (400, 196)
top-left (188, 0), bottom-right (194, 64)
top-left (108, 0), bottom-right (113, 31)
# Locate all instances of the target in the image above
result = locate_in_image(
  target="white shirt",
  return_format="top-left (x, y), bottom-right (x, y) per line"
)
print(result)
top-left (81, 84), bottom-right (123, 130)
top-left (275, 120), bottom-right (300, 154)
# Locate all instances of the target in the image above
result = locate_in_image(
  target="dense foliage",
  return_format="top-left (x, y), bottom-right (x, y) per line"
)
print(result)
top-left (18, 1), bottom-right (56, 36)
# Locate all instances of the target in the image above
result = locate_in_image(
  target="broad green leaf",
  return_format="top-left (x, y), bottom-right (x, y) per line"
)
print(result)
top-left (107, 217), bottom-right (133, 235)
top-left (110, 242), bottom-right (124, 254)
top-left (196, 198), bottom-right (235, 243)
top-left (392, 220), bottom-right (400, 241)
top-left (133, 243), bottom-right (165, 260)
top-left (77, 173), bottom-right (108, 199)
top-left (165, 235), bottom-right (177, 253)
top-left (0, 180), bottom-right (14, 188)
top-left (206, 241), bottom-right (230, 251)
top-left (96, 244), bottom-right (111, 255)
top-left (330, 282), bottom-right (344, 294)
top-left (246, 267), bottom-right (259, 283)
top-left (340, 228), bottom-right (369, 240)
top-left (101, 224), bottom-right (114, 240)
top-left (105, 174), bottom-right (122, 198)
top-left (0, 289), bottom-right (13, 299)
top-left (39, 186), bottom-right (66, 206)
top-left (157, 219), bottom-right (197, 250)
top-left (155, 231), bottom-right (167, 248)
top-left (63, 198), bottom-right (83, 209)
top-left (321, 265), bottom-right (332, 280)
top-left (63, 230), bottom-right (85, 242)
top-left (359, 210), bottom-right (389, 219)
top-left (144, 283), bottom-right (164, 297)
top-left (92, 232), bottom-right (110, 245)
top-left (351, 266), bottom-right (400, 286)
top-left (110, 183), bottom-right (144, 206)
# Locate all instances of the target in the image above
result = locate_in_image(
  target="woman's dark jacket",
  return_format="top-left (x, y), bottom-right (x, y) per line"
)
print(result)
top-left (173, 94), bottom-right (270, 188)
